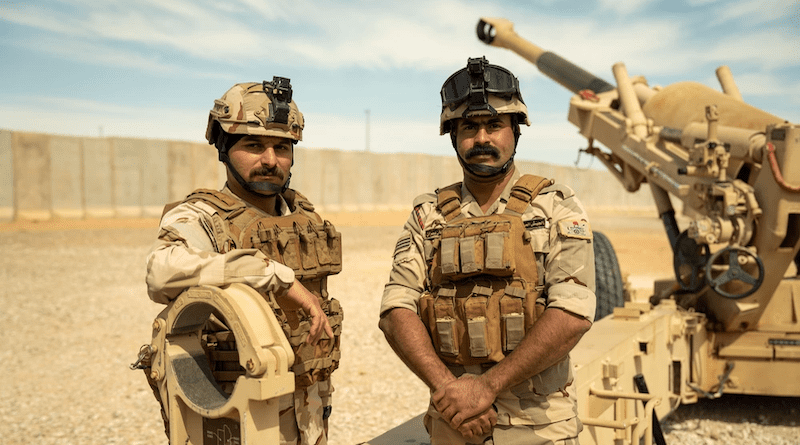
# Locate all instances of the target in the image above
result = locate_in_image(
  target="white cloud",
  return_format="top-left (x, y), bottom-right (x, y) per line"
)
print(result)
top-left (597, 0), bottom-right (652, 15)
top-left (0, 96), bottom-right (206, 141)
top-left (711, 0), bottom-right (797, 26)
top-left (709, 31), bottom-right (800, 70)
top-left (1, 0), bottom-right (509, 71)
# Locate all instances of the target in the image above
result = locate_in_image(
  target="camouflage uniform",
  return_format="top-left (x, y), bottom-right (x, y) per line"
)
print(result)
top-left (381, 169), bottom-right (596, 445)
top-left (146, 185), bottom-right (333, 445)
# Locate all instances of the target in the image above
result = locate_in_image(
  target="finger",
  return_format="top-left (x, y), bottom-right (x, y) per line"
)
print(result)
top-left (441, 406), bottom-right (457, 425)
top-left (458, 427), bottom-right (476, 441)
top-left (457, 420), bottom-right (483, 441)
top-left (431, 389), bottom-right (445, 405)
top-left (449, 412), bottom-right (465, 429)
top-left (305, 315), bottom-right (324, 345)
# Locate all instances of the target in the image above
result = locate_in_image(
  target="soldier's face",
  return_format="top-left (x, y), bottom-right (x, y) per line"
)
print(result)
top-left (454, 114), bottom-right (515, 168)
top-left (228, 135), bottom-right (293, 187)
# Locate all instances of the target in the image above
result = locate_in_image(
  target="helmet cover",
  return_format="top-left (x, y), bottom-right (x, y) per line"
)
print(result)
top-left (205, 77), bottom-right (304, 145)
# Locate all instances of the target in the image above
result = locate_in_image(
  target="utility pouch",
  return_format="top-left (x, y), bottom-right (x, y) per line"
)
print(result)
top-left (464, 285), bottom-right (492, 358)
top-left (278, 295), bottom-right (343, 389)
top-left (424, 281), bottom-right (518, 366)
top-left (433, 287), bottom-right (459, 356)
top-left (419, 290), bottom-right (435, 330)
top-left (242, 216), bottom-right (342, 280)
top-left (430, 215), bottom-right (518, 286)
top-left (275, 225), bottom-right (301, 270)
top-left (296, 221), bottom-right (319, 272)
top-left (500, 283), bottom-right (526, 352)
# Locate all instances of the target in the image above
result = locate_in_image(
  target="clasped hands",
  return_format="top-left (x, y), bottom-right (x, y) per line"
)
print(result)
top-left (432, 374), bottom-right (498, 441)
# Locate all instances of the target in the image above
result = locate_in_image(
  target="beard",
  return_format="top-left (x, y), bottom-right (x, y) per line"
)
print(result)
top-left (464, 143), bottom-right (501, 160)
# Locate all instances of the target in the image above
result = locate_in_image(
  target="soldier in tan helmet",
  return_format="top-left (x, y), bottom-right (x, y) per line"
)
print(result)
top-left (379, 57), bottom-right (596, 445)
top-left (145, 77), bottom-right (343, 445)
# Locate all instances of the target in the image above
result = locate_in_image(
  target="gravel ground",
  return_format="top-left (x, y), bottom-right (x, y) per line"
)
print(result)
top-left (1, 216), bottom-right (798, 445)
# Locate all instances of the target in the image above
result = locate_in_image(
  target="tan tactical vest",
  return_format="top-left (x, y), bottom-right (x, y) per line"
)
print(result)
top-left (181, 188), bottom-right (343, 388)
top-left (419, 175), bottom-right (552, 366)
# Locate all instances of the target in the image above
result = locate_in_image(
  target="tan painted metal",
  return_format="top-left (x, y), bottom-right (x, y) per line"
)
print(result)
top-left (148, 284), bottom-right (295, 444)
top-left (473, 16), bottom-right (800, 445)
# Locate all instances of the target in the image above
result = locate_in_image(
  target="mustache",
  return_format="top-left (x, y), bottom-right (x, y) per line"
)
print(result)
top-left (250, 166), bottom-right (285, 181)
top-left (465, 144), bottom-right (500, 160)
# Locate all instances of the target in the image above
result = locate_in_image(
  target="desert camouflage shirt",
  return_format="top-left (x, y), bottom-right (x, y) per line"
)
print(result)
top-left (381, 168), bottom-right (597, 426)
top-left (145, 186), bottom-right (296, 305)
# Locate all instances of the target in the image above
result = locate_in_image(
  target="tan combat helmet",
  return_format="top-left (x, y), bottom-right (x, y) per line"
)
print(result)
top-left (440, 57), bottom-right (530, 178)
top-left (206, 77), bottom-right (304, 195)
top-left (206, 77), bottom-right (304, 143)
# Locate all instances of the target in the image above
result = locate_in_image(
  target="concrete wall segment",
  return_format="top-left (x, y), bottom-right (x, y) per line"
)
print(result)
top-left (13, 132), bottom-right (52, 220)
top-left (167, 141), bottom-right (196, 204)
top-left (82, 138), bottom-right (115, 218)
top-left (319, 149), bottom-right (341, 212)
top-left (0, 130), bottom-right (13, 221)
top-left (193, 142), bottom-right (220, 191)
top-left (292, 146), bottom-right (324, 209)
top-left (141, 139), bottom-right (169, 218)
top-left (1, 131), bottom-right (662, 222)
top-left (111, 138), bottom-right (144, 217)
top-left (50, 135), bottom-right (84, 219)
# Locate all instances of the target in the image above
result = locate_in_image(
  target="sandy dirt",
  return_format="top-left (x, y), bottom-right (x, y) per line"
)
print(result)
top-left (0, 213), bottom-right (797, 445)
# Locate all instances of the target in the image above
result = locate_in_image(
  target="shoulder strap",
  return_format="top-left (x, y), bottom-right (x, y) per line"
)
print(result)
top-left (184, 189), bottom-right (244, 213)
top-left (282, 188), bottom-right (323, 223)
top-left (436, 182), bottom-right (463, 222)
top-left (504, 175), bottom-right (554, 216)
top-left (160, 200), bottom-right (181, 218)
top-left (160, 188), bottom-right (243, 220)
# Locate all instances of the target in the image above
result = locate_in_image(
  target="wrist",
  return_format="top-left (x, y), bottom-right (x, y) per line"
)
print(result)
top-left (477, 373), bottom-right (499, 398)
top-left (432, 374), bottom-right (457, 393)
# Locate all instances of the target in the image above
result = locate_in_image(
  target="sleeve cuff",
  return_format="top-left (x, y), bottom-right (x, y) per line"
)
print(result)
top-left (270, 260), bottom-right (296, 291)
top-left (547, 281), bottom-right (597, 322)
top-left (380, 284), bottom-right (422, 317)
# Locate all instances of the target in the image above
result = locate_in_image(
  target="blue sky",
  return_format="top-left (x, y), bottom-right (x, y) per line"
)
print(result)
top-left (1, 0), bottom-right (798, 167)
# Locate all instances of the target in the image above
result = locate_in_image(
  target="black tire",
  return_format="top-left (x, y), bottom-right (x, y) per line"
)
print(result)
top-left (593, 230), bottom-right (625, 321)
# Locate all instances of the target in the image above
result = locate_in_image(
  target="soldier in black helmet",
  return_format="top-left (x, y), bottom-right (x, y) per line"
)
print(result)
top-left (145, 78), bottom-right (343, 445)
top-left (379, 58), bottom-right (597, 444)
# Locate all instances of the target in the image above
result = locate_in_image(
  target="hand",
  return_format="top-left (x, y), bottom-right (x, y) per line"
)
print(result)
top-left (280, 281), bottom-right (334, 345)
top-left (457, 407), bottom-right (497, 442)
top-left (432, 374), bottom-right (496, 429)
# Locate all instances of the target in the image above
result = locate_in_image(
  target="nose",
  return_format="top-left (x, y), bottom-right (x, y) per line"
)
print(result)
top-left (260, 146), bottom-right (278, 168)
top-left (474, 125), bottom-right (491, 144)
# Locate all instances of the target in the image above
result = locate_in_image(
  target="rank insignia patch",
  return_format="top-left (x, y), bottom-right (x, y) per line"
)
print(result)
top-left (557, 219), bottom-right (592, 240)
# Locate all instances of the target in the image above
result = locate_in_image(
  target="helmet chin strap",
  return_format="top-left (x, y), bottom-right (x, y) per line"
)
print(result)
top-left (456, 150), bottom-right (515, 181)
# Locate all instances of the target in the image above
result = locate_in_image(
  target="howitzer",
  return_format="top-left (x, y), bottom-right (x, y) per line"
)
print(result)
top-left (476, 16), bottom-right (800, 445)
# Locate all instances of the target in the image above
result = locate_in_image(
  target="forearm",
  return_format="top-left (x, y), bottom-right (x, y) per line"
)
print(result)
top-left (145, 243), bottom-right (294, 304)
top-left (481, 307), bottom-right (591, 395)
top-left (379, 307), bottom-right (456, 392)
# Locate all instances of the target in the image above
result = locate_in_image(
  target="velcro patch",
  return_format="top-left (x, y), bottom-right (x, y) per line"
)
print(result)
top-left (557, 219), bottom-right (592, 240)
top-left (523, 217), bottom-right (547, 230)
top-left (425, 227), bottom-right (442, 240)
top-left (394, 233), bottom-right (413, 257)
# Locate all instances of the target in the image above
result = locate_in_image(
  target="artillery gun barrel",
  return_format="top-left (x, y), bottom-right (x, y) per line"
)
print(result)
top-left (477, 18), bottom-right (614, 95)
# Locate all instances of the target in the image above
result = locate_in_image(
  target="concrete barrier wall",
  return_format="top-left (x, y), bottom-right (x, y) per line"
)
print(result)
top-left (1, 129), bottom-right (662, 222)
